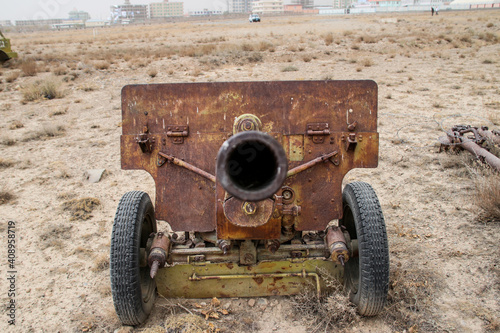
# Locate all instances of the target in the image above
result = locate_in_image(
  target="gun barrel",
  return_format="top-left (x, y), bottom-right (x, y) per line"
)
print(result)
top-left (216, 131), bottom-right (288, 201)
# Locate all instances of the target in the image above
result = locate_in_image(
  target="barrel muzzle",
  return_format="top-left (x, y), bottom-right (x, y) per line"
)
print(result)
top-left (216, 131), bottom-right (288, 201)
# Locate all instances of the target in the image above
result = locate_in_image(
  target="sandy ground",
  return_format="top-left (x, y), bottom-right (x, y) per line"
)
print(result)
top-left (0, 10), bottom-right (499, 333)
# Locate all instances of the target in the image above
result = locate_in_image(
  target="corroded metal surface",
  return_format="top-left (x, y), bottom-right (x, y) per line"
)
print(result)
top-left (121, 80), bottom-right (379, 232)
top-left (0, 31), bottom-right (17, 62)
top-left (223, 197), bottom-right (275, 227)
top-left (155, 259), bottom-right (341, 298)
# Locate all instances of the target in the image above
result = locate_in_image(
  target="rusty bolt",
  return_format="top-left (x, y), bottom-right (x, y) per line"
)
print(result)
top-left (348, 121), bottom-right (357, 131)
top-left (266, 239), bottom-right (280, 254)
top-left (217, 239), bottom-right (231, 255)
top-left (282, 190), bottom-right (293, 201)
top-left (242, 202), bottom-right (257, 215)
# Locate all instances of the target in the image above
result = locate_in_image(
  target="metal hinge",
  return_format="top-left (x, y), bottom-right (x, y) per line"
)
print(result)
top-left (306, 123), bottom-right (330, 144)
top-left (167, 125), bottom-right (189, 144)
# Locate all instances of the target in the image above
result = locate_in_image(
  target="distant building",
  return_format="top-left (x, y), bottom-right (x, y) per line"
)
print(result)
top-left (291, 0), bottom-right (314, 8)
top-left (229, 0), bottom-right (252, 12)
top-left (252, 0), bottom-right (284, 14)
top-left (15, 19), bottom-right (63, 26)
top-left (85, 19), bottom-right (111, 28)
top-left (52, 20), bottom-right (85, 30)
top-left (284, 4), bottom-right (319, 12)
top-left (189, 9), bottom-right (224, 15)
top-left (333, 0), bottom-right (354, 8)
top-left (69, 10), bottom-right (91, 21)
top-left (284, 4), bottom-right (304, 11)
top-left (367, 0), bottom-right (400, 5)
top-left (111, 0), bottom-right (148, 23)
top-left (0, 20), bottom-right (13, 27)
top-left (149, 0), bottom-right (184, 18)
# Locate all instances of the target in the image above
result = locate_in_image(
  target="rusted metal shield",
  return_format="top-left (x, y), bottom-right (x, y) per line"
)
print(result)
top-left (121, 81), bottom-right (379, 232)
top-left (223, 197), bottom-right (275, 227)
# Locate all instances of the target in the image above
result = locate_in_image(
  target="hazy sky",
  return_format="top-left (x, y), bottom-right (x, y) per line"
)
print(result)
top-left (0, 0), bottom-right (332, 22)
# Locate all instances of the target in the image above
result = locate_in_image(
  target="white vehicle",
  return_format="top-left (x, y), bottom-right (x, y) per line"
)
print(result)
top-left (249, 14), bottom-right (261, 23)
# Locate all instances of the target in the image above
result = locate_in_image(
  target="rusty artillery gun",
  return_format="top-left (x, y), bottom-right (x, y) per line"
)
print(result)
top-left (110, 80), bottom-right (389, 325)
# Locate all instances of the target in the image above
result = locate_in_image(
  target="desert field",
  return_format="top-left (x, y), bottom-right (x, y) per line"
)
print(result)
top-left (0, 10), bottom-right (499, 332)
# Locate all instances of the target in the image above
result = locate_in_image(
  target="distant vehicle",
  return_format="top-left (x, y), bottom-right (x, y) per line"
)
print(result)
top-left (0, 31), bottom-right (17, 62)
top-left (249, 14), bottom-right (260, 23)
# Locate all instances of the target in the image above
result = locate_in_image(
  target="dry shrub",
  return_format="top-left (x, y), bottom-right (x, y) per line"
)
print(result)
top-left (362, 58), bottom-right (374, 67)
top-left (62, 197), bottom-right (101, 220)
top-left (53, 65), bottom-right (68, 76)
top-left (291, 277), bottom-right (359, 332)
top-left (9, 120), bottom-right (24, 130)
top-left (258, 41), bottom-right (274, 51)
top-left (22, 79), bottom-right (65, 102)
top-left (39, 225), bottom-right (72, 244)
top-left (80, 82), bottom-right (98, 92)
top-left (470, 168), bottom-right (500, 221)
top-left (148, 68), bottom-right (158, 78)
top-left (282, 66), bottom-right (298, 72)
top-left (92, 253), bottom-right (110, 272)
top-left (0, 190), bottom-right (15, 205)
top-left (72, 306), bottom-right (120, 332)
top-left (357, 35), bottom-right (378, 43)
top-left (5, 71), bottom-right (20, 83)
top-left (94, 61), bottom-right (110, 70)
top-left (247, 52), bottom-right (263, 63)
top-left (324, 32), bottom-right (334, 46)
top-left (1, 137), bottom-right (16, 146)
top-left (50, 107), bottom-right (67, 117)
top-left (241, 42), bottom-right (255, 52)
top-left (302, 55), bottom-right (312, 62)
top-left (21, 59), bottom-right (38, 76)
top-left (384, 264), bottom-right (438, 331)
top-left (164, 313), bottom-right (213, 333)
top-left (0, 159), bottom-right (14, 169)
top-left (478, 32), bottom-right (498, 43)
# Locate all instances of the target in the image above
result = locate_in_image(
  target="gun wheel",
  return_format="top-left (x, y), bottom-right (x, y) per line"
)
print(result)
top-left (110, 191), bottom-right (157, 326)
top-left (340, 182), bottom-right (389, 316)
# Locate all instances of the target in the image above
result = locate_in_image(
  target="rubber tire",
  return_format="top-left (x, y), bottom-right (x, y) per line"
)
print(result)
top-left (110, 191), bottom-right (157, 326)
top-left (340, 182), bottom-right (389, 316)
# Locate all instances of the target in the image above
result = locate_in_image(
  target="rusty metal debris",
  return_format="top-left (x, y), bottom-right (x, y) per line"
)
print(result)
top-left (440, 125), bottom-right (500, 172)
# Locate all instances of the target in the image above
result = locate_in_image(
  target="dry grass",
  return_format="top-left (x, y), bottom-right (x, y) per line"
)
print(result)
top-left (21, 59), bottom-right (38, 76)
top-left (79, 82), bottom-right (98, 92)
top-left (23, 124), bottom-right (66, 142)
top-left (1, 137), bottom-right (16, 146)
top-left (53, 65), bottom-right (68, 76)
top-left (282, 66), bottom-right (299, 72)
top-left (92, 253), bottom-right (110, 272)
top-left (62, 197), bottom-right (101, 220)
top-left (9, 120), bottom-right (24, 129)
top-left (0, 190), bottom-right (15, 205)
top-left (362, 58), bottom-right (374, 67)
top-left (0, 159), bottom-right (15, 169)
top-left (324, 32), bottom-right (334, 46)
top-left (148, 68), bottom-right (158, 78)
top-left (291, 276), bottom-right (359, 332)
top-left (5, 71), bottom-right (20, 83)
top-left (384, 263), bottom-right (438, 331)
top-left (164, 313), bottom-right (211, 333)
top-left (94, 61), bottom-right (110, 70)
top-left (469, 168), bottom-right (500, 221)
top-left (22, 79), bottom-right (66, 102)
